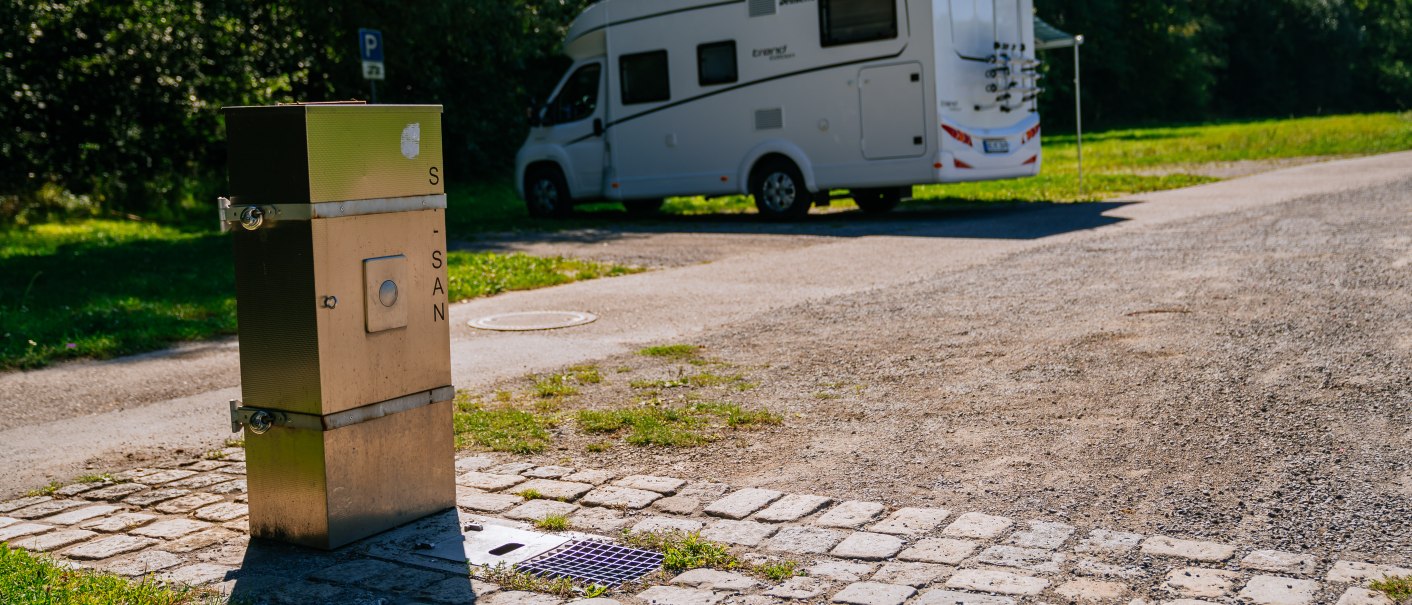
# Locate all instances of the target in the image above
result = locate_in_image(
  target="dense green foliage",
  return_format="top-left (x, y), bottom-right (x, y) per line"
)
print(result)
top-left (2, 0), bottom-right (1410, 220)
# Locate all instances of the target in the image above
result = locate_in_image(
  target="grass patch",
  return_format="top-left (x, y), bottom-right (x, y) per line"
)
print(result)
top-left (629, 371), bottom-right (750, 390)
top-left (585, 441), bottom-right (612, 453)
top-left (223, 438), bottom-right (244, 449)
top-left (445, 251), bottom-right (641, 301)
top-left (481, 563), bottom-right (579, 597)
top-left (0, 544), bottom-right (219, 604)
top-left (638, 344), bottom-right (700, 360)
top-left (575, 402), bottom-right (779, 448)
top-left (534, 514), bottom-right (569, 531)
top-left (621, 531), bottom-right (741, 573)
top-left (532, 373), bottom-right (580, 399)
top-left (1371, 575), bottom-right (1412, 603)
top-left (75, 473), bottom-right (117, 484)
top-left (453, 392), bottom-right (557, 454)
top-left (755, 560), bottom-right (801, 581)
top-left (518, 488), bottom-right (546, 500)
top-left (24, 482), bottom-right (60, 497)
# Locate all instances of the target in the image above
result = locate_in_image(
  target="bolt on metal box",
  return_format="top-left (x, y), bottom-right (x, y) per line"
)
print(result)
top-left (221, 103), bottom-right (454, 550)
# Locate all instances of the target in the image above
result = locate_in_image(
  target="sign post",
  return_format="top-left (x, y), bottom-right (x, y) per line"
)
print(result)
top-left (358, 28), bottom-right (385, 103)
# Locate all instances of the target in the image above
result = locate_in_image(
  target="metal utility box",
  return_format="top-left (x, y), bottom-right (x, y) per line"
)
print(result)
top-left (222, 103), bottom-right (454, 550)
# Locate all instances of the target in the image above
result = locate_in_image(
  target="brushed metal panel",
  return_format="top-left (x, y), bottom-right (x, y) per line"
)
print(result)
top-left (305, 105), bottom-right (444, 203)
top-left (312, 209), bottom-right (451, 415)
top-left (224, 105), bottom-right (312, 205)
top-left (323, 399), bottom-right (455, 549)
top-left (245, 424), bottom-right (330, 548)
top-left (234, 221), bottom-right (323, 415)
top-left (363, 254), bottom-right (409, 333)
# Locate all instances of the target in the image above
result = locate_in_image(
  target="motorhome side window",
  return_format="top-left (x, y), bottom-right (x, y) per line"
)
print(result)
top-left (620, 50), bottom-right (671, 105)
top-left (546, 64), bottom-right (601, 125)
top-left (697, 41), bottom-right (737, 86)
top-left (818, 0), bottom-right (898, 47)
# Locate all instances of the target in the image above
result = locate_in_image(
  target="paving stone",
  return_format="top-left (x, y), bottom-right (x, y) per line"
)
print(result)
top-left (133, 469), bottom-right (198, 485)
top-left (809, 560), bottom-right (877, 582)
top-left (671, 568), bottom-right (759, 591)
top-left (766, 525), bottom-right (848, 554)
top-left (869, 507), bottom-right (951, 535)
top-left (85, 482), bottom-right (149, 500)
top-left (615, 475), bottom-right (688, 495)
top-left (525, 465), bottom-right (575, 479)
top-left (831, 532), bottom-right (905, 560)
top-left (872, 561), bottom-right (952, 587)
top-left (514, 479), bottom-right (594, 501)
top-left (10, 499), bottom-right (89, 519)
top-left (568, 507), bottom-right (628, 533)
top-left (487, 462), bottom-right (538, 475)
top-left (10, 529), bottom-right (98, 552)
top-left (754, 494), bottom-right (833, 522)
top-left (191, 534), bottom-right (250, 566)
top-left (816, 501), bottom-right (886, 529)
top-left (638, 585), bottom-right (724, 605)
top-left (0, 495), bottom-right (52, 512)
top-left (165, 473), bottom-right (236, 490)
top-left (701, 519), bottom-right (777, 547)
top-left (64, 534), bottom-right (159, 559)
top-left (505, 499), bottom-right (579, 521)
top-left (1237, 575), bottom-right (1319, 605)
top-left (898, 537), bottom-right (980, 565)
top-left (562, 469), bottom-right (615, 485)
top-left (0, 522), bottom-right (52, 541)
top-left (81, 512), bottom-right (157, 532)
top-left (1335, 588), bottom-right (1396, 605)
top-left (941, 512), bottom-right (1013, 539)
top-left (579, 486), bottom-right (662, 509)
top-left (832, 581), bottom-right (917, 605)
top-left (945, 569), bottom-right (1049, 596)
top-left (185, 460), bottom-right (231, 471)
top-left (193, 502), bottom-right (248, 522)
top-left (678, 481), bottom-right (730, 499)
top-left (1163, 567), bottom-right (1240, 598)
top-left (1074, 529), bottom-right (1145, 553)
top-left (912, 589), bottom-right (1016, 605)
top-left (766, 577), bottom-right (833, 600)
top-left (975, 545), bottom-right (1066, 573)
top-left (124, 488), bottom-right (190, 506)
top-left (99, 549), bottom-right (186, 576)
top-left (1141, 536), bottom-right (1236, 562)
top-left (310, 558), bottom-right (404, 586)
top-left (207, 480), bottom-right (246, 495)
top-left (159, 563), bottom-right (235, 585)
top-left (160, 528), bottom-right (241, 553)
top-left (112, 468), bottom-right (164, 481)
top-left (1053, 578), bottom-right (1129, 602)
top-left (565, 600), bottom-right (618, 605)
top-left (705, 488), bottom-right (784, 519)
top-left (264, 579), bottom-right (371, 604)
top-left (222, 519), bottom-right (249, 533)
top-left (1006, 520), bottom-right (1076, 549)
top-left (633, 516), bottom-right (705, 534)
top-left (131, 518), bottom-right (213, 539)
top-left (422, 577), bottom-right (502, 603)
top-left (458, 487), bottom-right (522, 513)
top-left (1072, 557), bottom-right (1147, 579)
top-left (1327, 560), bottom-right (1412, 584)
top-left (0, 516), bottom-right (16, 528)
top-left (456, 455), bottom-right (498, 473)
top-left (218, 461), bottom-right (245, 473)
top-left (1240, 550), bottom-right (1317, 576)
top-left (156, 493), bottom-right (226, 514)
top-left (54, 483), bottom-right (101, 497)
top-left (41, 504), bottom-right (122, 525)
top-left (458, 472), bottom-right (527, 491)
top-left (654, 496), bottom-right (701, 515)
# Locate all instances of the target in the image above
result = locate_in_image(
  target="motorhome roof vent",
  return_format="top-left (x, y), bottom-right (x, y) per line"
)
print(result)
top-left (749, 0), bottom-right (776, 17)
top-left (516, 539), bottom-right (664, 587)
top-left (755, 108), bottom-right (784, 130)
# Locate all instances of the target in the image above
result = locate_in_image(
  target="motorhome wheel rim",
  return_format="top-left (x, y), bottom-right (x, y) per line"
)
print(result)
top-left (762, 172), bottom-right (796, 211)
top-left (532, 179), bottom-right (559, 212)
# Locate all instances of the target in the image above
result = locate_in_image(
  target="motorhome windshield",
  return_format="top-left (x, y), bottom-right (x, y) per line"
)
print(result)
top-left (544, 63), bottom-right (601, 125)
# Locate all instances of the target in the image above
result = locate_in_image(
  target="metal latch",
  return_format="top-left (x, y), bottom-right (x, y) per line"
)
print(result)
top-left (229, 400), bottom-right (289, 434)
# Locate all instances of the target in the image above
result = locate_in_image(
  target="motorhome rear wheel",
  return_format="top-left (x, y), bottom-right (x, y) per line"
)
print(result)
top-left (525, 165), bottom-right (571, 218)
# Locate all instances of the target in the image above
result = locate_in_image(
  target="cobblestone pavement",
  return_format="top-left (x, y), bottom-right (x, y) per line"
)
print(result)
top-left (3, 451), bottom-right (1407, 605)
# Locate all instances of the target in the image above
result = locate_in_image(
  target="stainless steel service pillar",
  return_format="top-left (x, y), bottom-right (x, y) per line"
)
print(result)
top-left (221, 102), bottom-right (453, 550)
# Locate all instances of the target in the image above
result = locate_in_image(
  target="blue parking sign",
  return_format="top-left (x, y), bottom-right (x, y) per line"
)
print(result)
top-left (358, 28), bottom-right (383, 62)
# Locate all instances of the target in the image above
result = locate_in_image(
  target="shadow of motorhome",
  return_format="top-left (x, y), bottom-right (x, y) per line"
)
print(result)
top-left (224, 509), bottom-right (482, 604)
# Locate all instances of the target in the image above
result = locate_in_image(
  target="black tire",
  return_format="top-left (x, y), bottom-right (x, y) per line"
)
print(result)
top-left (623, 199), bottom-right (665, 217)
top-left (524, 165), bottom-right (572, 218)
top-left (750, 158), bottom-right (812, 220)
top-left (852, 187), bottom-right (904, 214)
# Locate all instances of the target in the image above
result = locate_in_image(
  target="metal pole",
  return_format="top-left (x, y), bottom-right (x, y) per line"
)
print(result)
top-left (1074, 38), bottom-right (1083, 196)
top-left (370, 80), bottom-right (378, 104)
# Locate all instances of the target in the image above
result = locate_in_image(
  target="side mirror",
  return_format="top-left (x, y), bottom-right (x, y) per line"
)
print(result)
top-left (526, 98), bottom-right (541, 127)
top-left (593, 118), bottom-right (604, 137)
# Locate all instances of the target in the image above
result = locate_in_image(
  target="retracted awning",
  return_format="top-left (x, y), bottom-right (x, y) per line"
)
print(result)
top-left (1033, 16), bottom-right (1087, 192)
top-left (1033, 16), bottom-right (1084, 50)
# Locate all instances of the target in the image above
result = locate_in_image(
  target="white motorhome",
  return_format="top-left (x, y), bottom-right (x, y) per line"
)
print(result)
top-left (515, 0), bottom-right (1042, 219)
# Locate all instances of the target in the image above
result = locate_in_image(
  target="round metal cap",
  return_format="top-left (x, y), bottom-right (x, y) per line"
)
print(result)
top-left (378, 280), bottom-right (399, 307)
top-left (468, 311), bottom-right (598, 332)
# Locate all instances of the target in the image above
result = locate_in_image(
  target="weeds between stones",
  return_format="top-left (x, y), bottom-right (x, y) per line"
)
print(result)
top-left (534, 514), bottom-right (569, 531)
top-left (1371, 575), bottom-right (1412, 604)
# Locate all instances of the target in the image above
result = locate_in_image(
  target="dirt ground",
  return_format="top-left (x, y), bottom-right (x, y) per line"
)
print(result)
top-left (482, 177), bottom-right (1412, 563)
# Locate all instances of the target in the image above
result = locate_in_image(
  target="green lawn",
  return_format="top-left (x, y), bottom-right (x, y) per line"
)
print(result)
top-left (0, 544), bottom-right (219, 604)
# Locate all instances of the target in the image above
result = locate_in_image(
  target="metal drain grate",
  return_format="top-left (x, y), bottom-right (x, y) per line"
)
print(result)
top-left (515, 540), bottom-right (663, 587)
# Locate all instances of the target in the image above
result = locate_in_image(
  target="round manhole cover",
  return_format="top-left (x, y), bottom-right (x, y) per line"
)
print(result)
top-left (469, 311), bottom-right (598, 332)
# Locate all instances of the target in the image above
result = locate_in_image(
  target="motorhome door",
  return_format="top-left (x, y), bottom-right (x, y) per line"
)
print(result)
top-left (949, 0), bottom-right (1024, 59)
top-left (542, 61), bottom-right (607, 198)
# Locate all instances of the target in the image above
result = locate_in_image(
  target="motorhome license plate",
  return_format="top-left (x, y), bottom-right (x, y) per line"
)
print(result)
top-left (983, 139), bottom-right (1009, 154)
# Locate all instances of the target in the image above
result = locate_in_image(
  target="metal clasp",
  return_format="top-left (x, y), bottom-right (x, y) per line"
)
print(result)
top-left (229, 400), bottom-right (288, 434)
